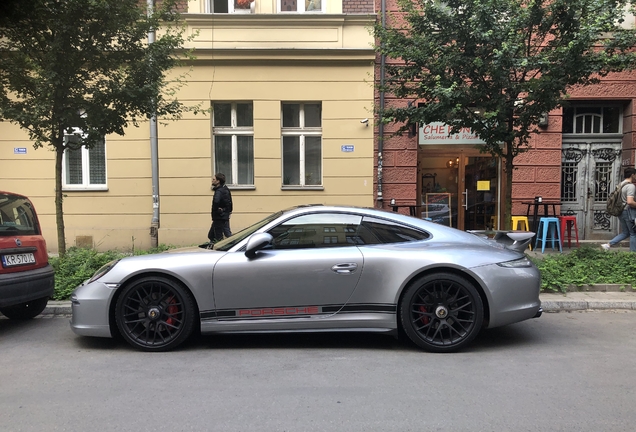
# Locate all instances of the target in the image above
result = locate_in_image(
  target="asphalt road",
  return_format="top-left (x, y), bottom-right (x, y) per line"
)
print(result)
top-left (1, 311), bottom-right (635, 432)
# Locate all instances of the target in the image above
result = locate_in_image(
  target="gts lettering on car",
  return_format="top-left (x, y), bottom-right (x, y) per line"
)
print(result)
top-left (238, 306), bottom-right (319, 317)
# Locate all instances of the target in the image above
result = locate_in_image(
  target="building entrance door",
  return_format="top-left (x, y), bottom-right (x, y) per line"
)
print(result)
top-left (561, 141), bottom-right (623, 239)
top-left (419, 150), bottom-right (500, 231)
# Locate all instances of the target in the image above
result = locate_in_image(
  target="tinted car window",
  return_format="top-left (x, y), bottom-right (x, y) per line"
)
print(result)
top-left (359, 216), bottom-right (430, 244)
top-left (0, 194), bottom-right (39, 236)
top-left (268, 213), bottom-right (362, 249)
top-left (214, 211), bottom-right (283, 251)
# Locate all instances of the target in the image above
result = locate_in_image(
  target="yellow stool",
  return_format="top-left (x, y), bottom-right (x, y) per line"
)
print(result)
top-left (511, 216), bottom-right (531, 250)
top-left (511, 216), bottom-right (530, 231)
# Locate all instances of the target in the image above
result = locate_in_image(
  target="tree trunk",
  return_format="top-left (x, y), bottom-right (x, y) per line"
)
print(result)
top-left (503, 141), bottom-right (514, 231)
top-left (54, 141), bottom-right (67, 256)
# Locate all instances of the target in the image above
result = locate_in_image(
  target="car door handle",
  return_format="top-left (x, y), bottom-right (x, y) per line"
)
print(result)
top-left (331, 263), bottom-right (358, 274)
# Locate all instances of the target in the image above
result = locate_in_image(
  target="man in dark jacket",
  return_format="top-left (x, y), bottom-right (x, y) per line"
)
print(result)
top-left (208, 172), bottom-right (233, 242)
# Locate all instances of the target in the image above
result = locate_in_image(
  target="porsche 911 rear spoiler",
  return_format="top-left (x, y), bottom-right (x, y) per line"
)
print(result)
top-left (468, 230), bottom-right (535, 253)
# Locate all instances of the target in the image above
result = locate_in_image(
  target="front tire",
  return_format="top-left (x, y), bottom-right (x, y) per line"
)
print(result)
top-left (400, 273), bottom-right (483, 353)
top-left (0, 296), bottom-right (49, 320)
top-left (115, 277), bottom-right (196, 352)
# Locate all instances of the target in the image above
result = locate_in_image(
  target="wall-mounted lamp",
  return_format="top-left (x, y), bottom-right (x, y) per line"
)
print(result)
top-left (446, 157), bottom-right (459, 168)
top-left (390, 198), bottom-right (396, 206)
top-left (360, 118), bottom-right (369, 127)
top-left (538, 113), bottom-right (549, 128)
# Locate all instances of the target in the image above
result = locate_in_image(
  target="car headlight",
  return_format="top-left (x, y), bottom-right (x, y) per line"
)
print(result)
top-left (87, 259), bottom-right (120, 283)
top-left (497, 257), bottom-right (533, 268)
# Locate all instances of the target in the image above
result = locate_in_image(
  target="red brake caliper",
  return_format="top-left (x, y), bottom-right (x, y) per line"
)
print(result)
top-left (419, 306), bottom-right (430, 325)
top-left (166, 297), bottom-right (178, 326)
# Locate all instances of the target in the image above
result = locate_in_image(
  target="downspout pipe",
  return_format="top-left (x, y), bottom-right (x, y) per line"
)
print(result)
top-left (148, 0), bottom-right (159, 247)
top-left (377, 0), bottom-right (386, 207)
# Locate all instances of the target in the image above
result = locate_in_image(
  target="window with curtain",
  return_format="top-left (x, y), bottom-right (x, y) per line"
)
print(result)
top-left (279, 0), bottom-right (324, 12)
top-left (207, 0), bottom-right (253, 13)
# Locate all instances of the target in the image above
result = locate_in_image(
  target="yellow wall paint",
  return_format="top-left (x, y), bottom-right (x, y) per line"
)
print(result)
top-left (0, 10), bottom-right (375, 252)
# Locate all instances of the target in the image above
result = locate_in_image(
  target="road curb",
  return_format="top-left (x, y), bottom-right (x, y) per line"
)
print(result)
top-left (539, 292), bottom-right (636, 312)
top-left (43, 301), bottom-right (72, 316)
top-left (540, 299), bottom-right (636, 311)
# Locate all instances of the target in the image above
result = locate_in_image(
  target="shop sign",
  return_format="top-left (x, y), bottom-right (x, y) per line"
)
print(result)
top-left (419, 122), bottom-right (486, 145)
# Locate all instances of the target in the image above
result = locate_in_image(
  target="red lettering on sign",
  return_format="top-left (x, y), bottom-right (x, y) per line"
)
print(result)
top-left (237, 306), bottom-right (320, 317)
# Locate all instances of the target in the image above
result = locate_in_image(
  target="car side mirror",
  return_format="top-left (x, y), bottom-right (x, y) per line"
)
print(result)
top-left (245, 233), bottom-right (273, 258)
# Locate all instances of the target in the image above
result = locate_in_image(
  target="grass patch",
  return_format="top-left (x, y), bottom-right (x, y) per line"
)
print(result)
top-left (49, 245), bottom-right (177, 300)
top-left (529, 245), bottom-right (636, 293)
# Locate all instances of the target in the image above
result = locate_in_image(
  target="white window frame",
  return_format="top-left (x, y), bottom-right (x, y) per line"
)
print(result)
top-left (277, 0), bottom-right (325, 13)
top-left (564, 105), bottom-right (623, 135)
top-left (281, 102), bottom-right (323, 189)
top-left (213, 102), bottom-right (255, 188)
top-left (206, 0), bottom-right (252, 13)
top-left (62, 127), bottom-right (107, 191)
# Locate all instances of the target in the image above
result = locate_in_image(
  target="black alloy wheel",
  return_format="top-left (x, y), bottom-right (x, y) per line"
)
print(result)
top-left (115, 276), bottom-right (195, 352)
top-left (400, 273), bottom-right (483, 353)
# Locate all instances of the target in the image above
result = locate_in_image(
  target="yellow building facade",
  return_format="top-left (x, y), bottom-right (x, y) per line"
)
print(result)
top-left (0, 0), bottom-right (376, 252)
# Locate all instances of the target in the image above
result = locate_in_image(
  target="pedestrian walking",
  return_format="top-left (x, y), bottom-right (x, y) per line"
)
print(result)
top-left (207, 173), bottom-right (233, 243)
top-left (602, 167), bottom-right (636, 251)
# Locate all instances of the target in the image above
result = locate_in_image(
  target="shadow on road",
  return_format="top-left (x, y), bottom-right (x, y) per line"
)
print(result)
top-left (65, 322), bottom-right (541, 353)
top-left (0, 315), bottom-right (541, 353)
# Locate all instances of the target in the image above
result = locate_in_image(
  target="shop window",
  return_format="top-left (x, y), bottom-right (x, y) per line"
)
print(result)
top-left (213, 102), bottom-right (254, 186)
top-left (281, 102), bottom-right (322, 187)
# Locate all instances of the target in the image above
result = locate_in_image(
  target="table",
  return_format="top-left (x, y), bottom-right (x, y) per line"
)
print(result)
top-left (391, 205), bottom-right (419, 217)
top-left (522, 201), bottom-right (560, 235)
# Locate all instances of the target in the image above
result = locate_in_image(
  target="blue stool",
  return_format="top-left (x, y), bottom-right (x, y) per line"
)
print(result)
top-left (534, 217), bottom-right (562, 253)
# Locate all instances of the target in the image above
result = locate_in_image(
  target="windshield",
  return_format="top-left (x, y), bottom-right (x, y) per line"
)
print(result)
top-left (213, 211), bottom-right (283, 251)
top-left (0, 194), bottom-right (39, 236)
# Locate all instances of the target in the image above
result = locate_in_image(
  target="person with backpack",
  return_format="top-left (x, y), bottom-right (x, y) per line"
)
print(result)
top-left (602, 167), bottom-right (636, 251)
top-left (207, 172), bottom-right (233, 243)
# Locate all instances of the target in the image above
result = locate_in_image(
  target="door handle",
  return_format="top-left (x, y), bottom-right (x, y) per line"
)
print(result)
top-left (331, 263), bottom-right (358, 274)
top-left (462, 189), bottom-right (468, 210)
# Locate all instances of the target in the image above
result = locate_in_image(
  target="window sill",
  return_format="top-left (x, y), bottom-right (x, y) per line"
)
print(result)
top-left (281, 185), bottom-right (324, 191)
top-left (62, 186), bottom-right (108, 192)
top-left (224, 185), bottom-right (255, 190)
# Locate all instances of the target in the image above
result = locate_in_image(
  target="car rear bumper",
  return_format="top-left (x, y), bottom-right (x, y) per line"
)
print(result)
top-left (471, 262), bottom-right (542, 328)
top-left (0, 264), bottom-right (55, 308)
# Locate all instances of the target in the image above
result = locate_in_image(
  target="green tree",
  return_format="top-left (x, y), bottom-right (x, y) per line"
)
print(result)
top-left (0, 0), bottom-right (190, 255)
top-left (375, 0), bottom-right (636, 228)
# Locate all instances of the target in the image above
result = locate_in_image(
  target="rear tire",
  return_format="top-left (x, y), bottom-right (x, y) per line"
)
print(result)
top-left (115, 277), bottom-right (196, 352)
top-left (400, 273), bottom-right (483, 353)
top-left (0, 296), bottom-right (49, 320)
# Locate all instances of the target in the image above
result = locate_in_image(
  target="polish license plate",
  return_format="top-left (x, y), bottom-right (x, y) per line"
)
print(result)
top-left (1, 253), bottom-right (36, 267)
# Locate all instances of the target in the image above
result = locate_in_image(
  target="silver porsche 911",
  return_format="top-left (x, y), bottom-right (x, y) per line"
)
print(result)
top-left (70, 205), bottom-right (541, 353)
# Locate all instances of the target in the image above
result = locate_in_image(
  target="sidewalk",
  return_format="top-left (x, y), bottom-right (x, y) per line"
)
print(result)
top-left (42, 290), bottom-right (636, 317)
